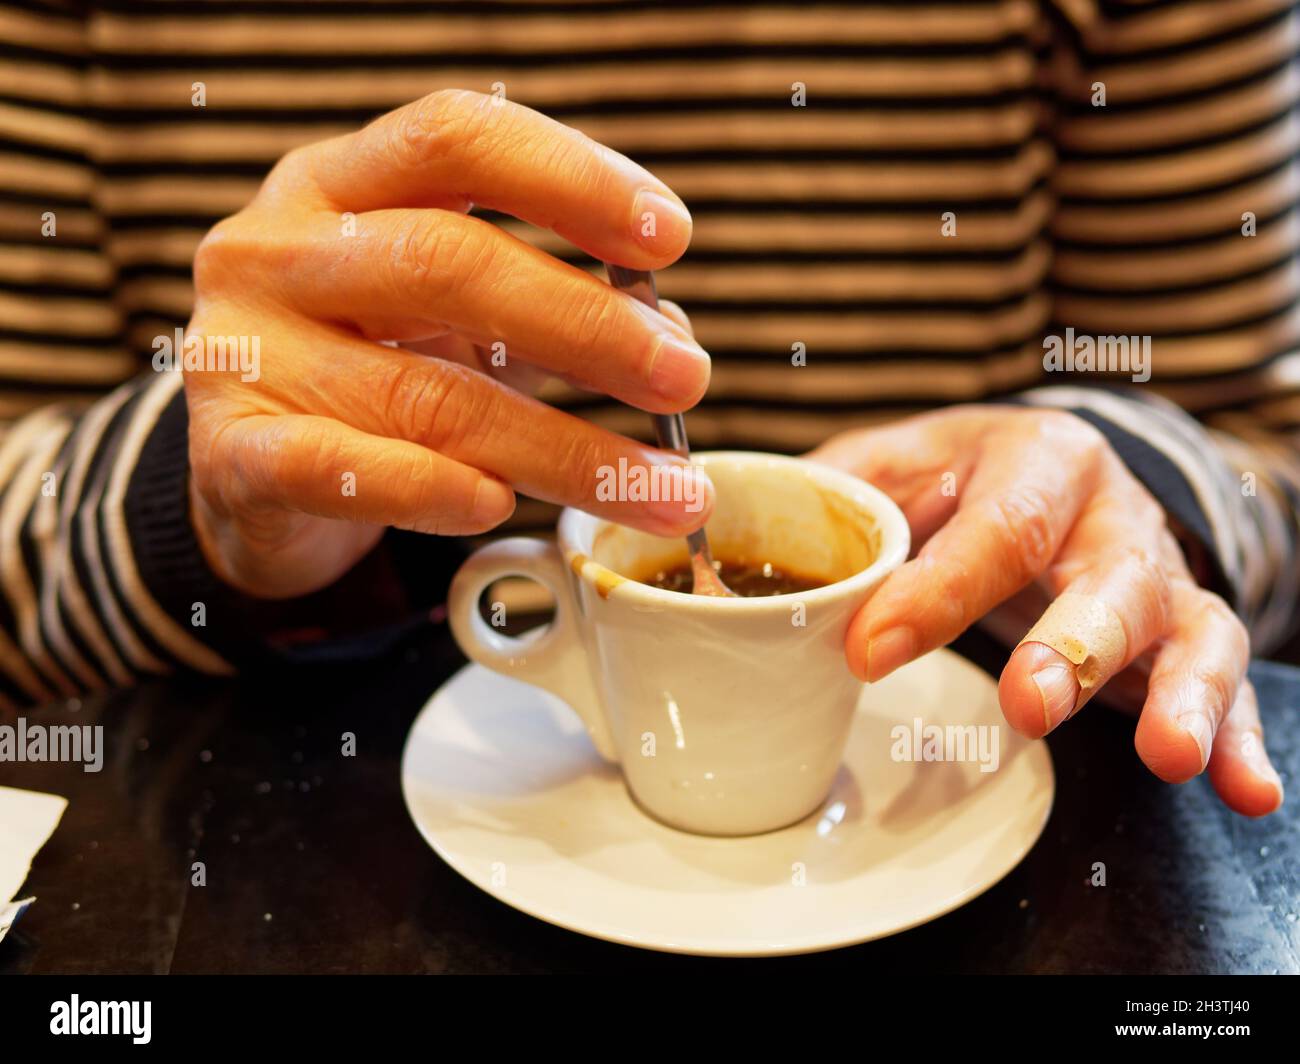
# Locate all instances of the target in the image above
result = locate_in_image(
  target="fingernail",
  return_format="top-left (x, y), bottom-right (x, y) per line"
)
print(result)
top-left (633, 189), bottom-right (692, 251)
top-left (1176, 711), bottom-right (1213, 772)
top-left (865, 627), bottom-right (915, 682)
top-left (1032, 664), bottom-right (1078, 732)
top-left (648, 334), bottom-right (710, 403)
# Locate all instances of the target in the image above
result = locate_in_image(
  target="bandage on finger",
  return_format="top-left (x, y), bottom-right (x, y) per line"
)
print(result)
top-left (1017, 592), bottom-right (1128, 709)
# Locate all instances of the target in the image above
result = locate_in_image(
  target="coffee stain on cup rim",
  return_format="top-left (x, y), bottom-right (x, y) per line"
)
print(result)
top-left (567, 551), bottom-right (627, 600)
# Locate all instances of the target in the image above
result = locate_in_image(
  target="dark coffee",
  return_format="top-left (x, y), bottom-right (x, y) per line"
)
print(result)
top-left (639, 557), bottom-right (826, 597)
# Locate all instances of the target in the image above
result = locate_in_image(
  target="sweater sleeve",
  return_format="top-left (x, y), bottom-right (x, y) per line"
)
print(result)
top-left (0, 371), bottom-right (213, 707)
top-left (0, 369), bottom-right (459, 711)
top-left (1026, 0), bottom-right (1300, 652)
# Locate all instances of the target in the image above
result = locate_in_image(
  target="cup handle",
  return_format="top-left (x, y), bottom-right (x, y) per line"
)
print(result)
top-left (447, 537), bottom-right (618, 763)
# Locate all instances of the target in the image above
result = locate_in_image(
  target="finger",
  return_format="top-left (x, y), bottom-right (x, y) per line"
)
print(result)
top-left (846, 413), bottom-right (1106, 682)
top-left (303, 89), bottom-right (690, 268)
top-left (998, 493), bottom-right (1171, 737)
top-left (267, 323), bottom-right (716, 536)
top-left (657, 299), bottom-right (693, 336)
top-left (1206, 680), bottom-right (1284, 817)
top-left (1134, 581), bottom-right (1251, 785)
top-left (982, 586), bottom-right (1159, 715)
top-left (289, 209), bottom-right (711, 414)
top-left (218, 414), bottom-right (517, 536)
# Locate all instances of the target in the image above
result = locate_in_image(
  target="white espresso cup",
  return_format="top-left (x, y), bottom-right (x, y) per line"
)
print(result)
top-left (448, 451), bottom-right (910, 836)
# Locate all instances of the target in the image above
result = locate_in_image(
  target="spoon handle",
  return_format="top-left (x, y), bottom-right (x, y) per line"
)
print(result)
top-left (603, 265), bottom-right (693, 466)
top-left (603, 264), bottom-right (732, 596)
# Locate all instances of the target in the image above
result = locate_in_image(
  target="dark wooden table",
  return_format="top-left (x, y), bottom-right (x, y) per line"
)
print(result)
top-left (2, 621), bottom-right (1298, 974)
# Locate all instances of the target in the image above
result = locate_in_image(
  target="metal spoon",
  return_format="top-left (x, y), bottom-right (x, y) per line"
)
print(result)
top-left (604, 263), bottom-right (735, 597)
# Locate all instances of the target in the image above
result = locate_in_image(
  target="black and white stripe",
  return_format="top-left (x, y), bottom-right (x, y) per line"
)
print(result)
top-left (0, 0), bottom-right (1295, 706)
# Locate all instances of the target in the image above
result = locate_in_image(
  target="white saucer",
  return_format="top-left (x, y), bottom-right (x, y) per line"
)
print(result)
top-left (400, 648), bottom-right (1054, 957)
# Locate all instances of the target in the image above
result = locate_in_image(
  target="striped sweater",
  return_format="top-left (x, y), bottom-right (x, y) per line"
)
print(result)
top-left (0, 0), bottom-right (1297, 708)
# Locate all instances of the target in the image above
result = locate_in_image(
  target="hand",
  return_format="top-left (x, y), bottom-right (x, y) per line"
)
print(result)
top-left (809, 406), bottom-right (1283, 817)
top-left (185, 89), bottom-right (713, 599)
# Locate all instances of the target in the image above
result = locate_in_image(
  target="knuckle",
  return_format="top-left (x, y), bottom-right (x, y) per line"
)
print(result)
top-left (389, 88), bottom-right (493, 169)
top-left (552, 431), bottom-right (606, 497)
top-left (1034, 409), bottom-right (1107, 463)
top-left (278, 419), bottom-right (344, 491)
top-left (541, 126), bottom-right (605, 195)
top-left (560, 290), bottom-right (631, 368)
top-left (395, 453), bottom-right (446, 525)
top-left (989, 486), bottom-right (1056, 580)
top-left (388, 218), bottom-right (446, 296)
top-left (194, 210), bottom-right (298, 297)
top-left (1190, 657), bottom-right (1239, 718)
top-left (1135, 490), bottom-right (1164, 524)
top-left (439, 220), bottom-right (498, 295)
top-left (383, 360), bottom-right (488, 454)
top-left (383, 360), bottom-right (454, 443)
top-left (264, 143), bottom-right (315, 192)
top-left (1114, 545), bottom-right (1172, 635)
top-left (1131, 544), bottom-right (1167, 589)
top-left (1198, 591), bottom-right (1250, 659)
top-left (1120, 544), bottom-right (1171, 605)
top-left (193, 216), bottom-right (249, 294)
top-left (204, 417), bottom-right (268, 506)
top-left (387, 215), bottom-right (490, 303)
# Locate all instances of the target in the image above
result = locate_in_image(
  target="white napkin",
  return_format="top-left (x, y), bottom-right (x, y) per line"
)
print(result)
top-left (0, 785), bottom-right (67, 944)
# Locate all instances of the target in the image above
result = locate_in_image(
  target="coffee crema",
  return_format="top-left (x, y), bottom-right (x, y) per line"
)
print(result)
top-left (637, 557), bottom-right (827, 597)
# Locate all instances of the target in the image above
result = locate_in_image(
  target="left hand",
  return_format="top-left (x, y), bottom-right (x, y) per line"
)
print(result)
top-left (809, 406), bottom-right (1283, 817)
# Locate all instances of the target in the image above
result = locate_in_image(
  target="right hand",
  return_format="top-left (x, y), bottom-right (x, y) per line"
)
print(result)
top-left (184, 89), bottom-right (714, 599)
